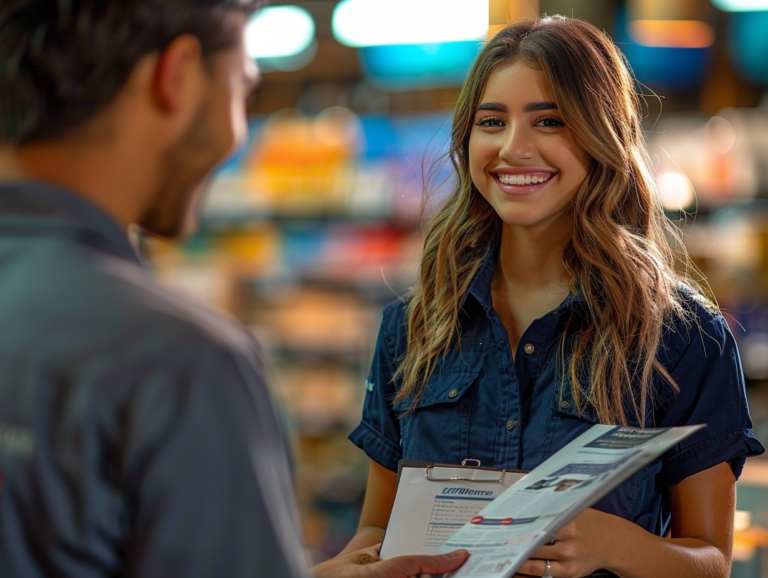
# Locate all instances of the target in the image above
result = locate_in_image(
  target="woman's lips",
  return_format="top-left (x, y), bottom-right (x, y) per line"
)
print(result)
top-left (492, 171), bottom-right (557, 195)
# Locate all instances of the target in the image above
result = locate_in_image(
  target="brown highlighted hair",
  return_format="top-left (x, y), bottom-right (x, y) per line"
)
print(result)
top-left (395, 16), bottom-right (707, 426)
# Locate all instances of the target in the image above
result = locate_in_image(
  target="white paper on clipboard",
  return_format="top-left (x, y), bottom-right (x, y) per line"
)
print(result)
top-left (380, 460), bottom-right (528, 559)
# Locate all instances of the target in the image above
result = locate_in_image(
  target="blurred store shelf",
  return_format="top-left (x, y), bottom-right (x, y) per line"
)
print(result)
top-left (145, 101), bottom-right (768, 564)
top-left (733, 459), bottom-right (768, 577)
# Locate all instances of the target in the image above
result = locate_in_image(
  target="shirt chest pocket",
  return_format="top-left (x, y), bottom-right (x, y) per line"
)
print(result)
top-left (544, 376), bottom-right (601, 466)
top-left (393, 368), bottom-right (480, 465)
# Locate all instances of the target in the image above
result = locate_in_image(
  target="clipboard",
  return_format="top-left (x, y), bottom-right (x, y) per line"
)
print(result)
top-left (398, 458), bottom-right (523, 484)
top-left (381, 459), bottom-right (529, 559)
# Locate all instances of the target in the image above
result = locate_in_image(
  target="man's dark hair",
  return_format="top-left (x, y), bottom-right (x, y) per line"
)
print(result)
top-left (0, 0), bottom-right (263, 144)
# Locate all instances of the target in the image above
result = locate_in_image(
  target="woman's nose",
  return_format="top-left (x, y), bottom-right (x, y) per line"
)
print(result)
top-left (499, 122), bottom-right (534, 162)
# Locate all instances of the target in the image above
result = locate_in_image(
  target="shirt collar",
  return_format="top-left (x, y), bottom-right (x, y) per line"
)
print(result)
top-left (465, 244), bottom-right (498, 314)
top-left (464, 242), bottom-right (585, 316)
top-left (0, 180), bottom-right (142, 265)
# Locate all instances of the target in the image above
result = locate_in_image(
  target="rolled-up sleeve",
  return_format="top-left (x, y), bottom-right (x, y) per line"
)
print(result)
top-left (348, 302), bottom-right (405, 472)
top-left (657, 308), bottom-right (764, 488)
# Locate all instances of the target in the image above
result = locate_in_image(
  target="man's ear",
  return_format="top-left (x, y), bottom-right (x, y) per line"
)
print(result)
top-left (152, 35), bottom-right (206, 115)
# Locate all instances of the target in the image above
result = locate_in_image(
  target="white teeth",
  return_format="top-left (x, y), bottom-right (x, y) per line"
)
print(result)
top-left (497, 173), bottom-right (551, 185)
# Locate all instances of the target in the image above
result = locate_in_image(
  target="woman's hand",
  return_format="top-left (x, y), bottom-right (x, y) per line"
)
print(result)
top-left (310, 544), bottom-right (469, 578)
top-left (514, 508), bottom-right (629, 577)
top-left (516, 463), bottom-right (736, 578)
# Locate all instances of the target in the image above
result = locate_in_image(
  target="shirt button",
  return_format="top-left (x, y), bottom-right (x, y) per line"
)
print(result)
top-left (524, 343), bottom-right (535, 355)
top-left (560, 401), bottom-right (571, 409)
top-left (448, 389), bottom-right (459, 398)
top-left (506, 419), bottom-right (517, 431)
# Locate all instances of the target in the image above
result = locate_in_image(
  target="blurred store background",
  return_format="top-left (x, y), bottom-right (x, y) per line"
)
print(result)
top-left (143, 0), bottom-right (768, 574)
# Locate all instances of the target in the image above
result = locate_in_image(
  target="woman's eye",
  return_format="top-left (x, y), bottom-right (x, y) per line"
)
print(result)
top-left (535, 117), bottom-right (565, 129)
top-left (476, 117), bottom-right (505, 128)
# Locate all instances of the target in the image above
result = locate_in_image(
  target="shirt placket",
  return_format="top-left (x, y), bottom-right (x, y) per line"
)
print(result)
top-left (488, 316), bottom-right (522, 468)
top-left (490, 308), bottom-right (565, 469)
top-left (517, 309), bottom-right (566, 467)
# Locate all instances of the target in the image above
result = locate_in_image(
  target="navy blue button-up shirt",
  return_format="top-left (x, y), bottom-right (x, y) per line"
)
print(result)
top-left (350, 247), bottom-right (764, 538)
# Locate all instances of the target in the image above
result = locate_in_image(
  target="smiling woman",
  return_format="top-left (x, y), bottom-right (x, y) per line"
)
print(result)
top-left (345, 15), bottom-right (764, 578)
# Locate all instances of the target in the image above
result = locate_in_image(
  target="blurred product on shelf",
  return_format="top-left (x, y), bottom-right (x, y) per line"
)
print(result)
top-left (204, 107), bottom-right (452, 223)
top-left (252, 288), bottom-right (378, 355)
top-left (647, 104), bottom-right (768, 209)
top-left (247, 107), bottom-right (363, 213)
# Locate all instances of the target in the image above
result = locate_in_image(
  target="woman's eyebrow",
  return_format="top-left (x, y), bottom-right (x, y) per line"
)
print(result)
top-left (475, 100), bottom-right (559, 113)
top-left (523, 101), bottom-right (559, 112)
top-left (475, 101), bottom-right (508, 113)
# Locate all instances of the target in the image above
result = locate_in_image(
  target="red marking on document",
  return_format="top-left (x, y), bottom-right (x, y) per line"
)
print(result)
top-left (471, 516), bottom-right (516, 525)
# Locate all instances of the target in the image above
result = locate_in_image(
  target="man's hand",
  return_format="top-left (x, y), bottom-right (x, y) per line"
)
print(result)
top-left (310, 545), bottom-right (469, 578)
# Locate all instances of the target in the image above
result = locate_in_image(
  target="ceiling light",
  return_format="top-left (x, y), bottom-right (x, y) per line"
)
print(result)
top-left (710, 0), bottom-right (768, 11)
top-left (332, 0), bottom-right (488, 47)
top-left (246, 5), bottom-right (316, 59)
top-left (657, 172), bottom-right (695, 211)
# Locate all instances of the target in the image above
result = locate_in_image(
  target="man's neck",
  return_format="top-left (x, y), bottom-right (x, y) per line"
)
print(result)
top-left (0, 140), bottom-right (152, 230)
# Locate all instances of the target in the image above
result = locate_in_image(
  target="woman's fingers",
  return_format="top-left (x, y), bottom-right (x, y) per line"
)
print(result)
top-left (527, 542), bottom-right (561, 561)
top-left (516, 556), bottom-right (598, 578)
top-left (515, 558), bottom-right (550, 577)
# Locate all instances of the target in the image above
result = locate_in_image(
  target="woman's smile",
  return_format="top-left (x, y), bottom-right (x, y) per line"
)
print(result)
top-left (491, 167), bottom-right (559, 195)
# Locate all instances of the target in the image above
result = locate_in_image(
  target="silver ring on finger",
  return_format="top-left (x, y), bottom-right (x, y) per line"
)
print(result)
top-left (542, 559), bottom-right (553, 578)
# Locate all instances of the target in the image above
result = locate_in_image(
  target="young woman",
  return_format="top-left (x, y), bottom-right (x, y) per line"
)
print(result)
top-left (345, 16), bottom-right (764, 578)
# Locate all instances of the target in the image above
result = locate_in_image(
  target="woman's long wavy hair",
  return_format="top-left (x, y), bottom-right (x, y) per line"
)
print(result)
top-left (394, 16), bottom-right (707, 426)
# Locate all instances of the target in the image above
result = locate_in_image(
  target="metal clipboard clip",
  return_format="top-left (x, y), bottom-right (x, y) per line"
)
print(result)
top-left (424, 458), bottom-right (508, 483)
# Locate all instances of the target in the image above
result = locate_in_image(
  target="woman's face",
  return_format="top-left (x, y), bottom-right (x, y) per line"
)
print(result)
top-left (469, 61), bottom-right (589, 232)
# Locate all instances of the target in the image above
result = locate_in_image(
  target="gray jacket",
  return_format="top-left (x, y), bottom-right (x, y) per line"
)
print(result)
top-left (0, 182), bottom-right (307, 578)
